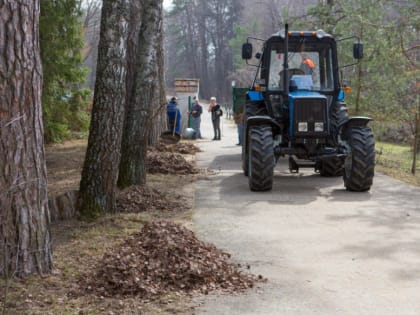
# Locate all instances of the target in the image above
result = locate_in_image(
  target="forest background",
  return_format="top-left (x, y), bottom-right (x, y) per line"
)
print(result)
top-left (41, 0), bottom-right (419, 153)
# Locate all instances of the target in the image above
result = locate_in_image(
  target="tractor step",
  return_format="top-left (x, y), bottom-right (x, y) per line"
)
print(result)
top-left (288, 156), bottom-right (315, 173)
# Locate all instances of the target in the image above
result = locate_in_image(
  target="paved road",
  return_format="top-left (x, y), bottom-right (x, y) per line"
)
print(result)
top-left (191, 109), bottom-right (420, 315)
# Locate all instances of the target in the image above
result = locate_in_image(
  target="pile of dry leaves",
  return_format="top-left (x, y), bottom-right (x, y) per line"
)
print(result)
top-left (145, 142), bottom-right (200, 175)
top-left (154, 142), bottom-right (201, 155)
top-left (82, 221), bottom-right (262, 299)
top-left (147, 149), bottom-right (199, 175)
top-left (116, 185), bottom-right (185, 213)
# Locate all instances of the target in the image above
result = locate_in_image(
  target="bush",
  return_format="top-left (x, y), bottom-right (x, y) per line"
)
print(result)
top-left (43, 88), bottom-right (92, 143)
top-left (44, 121), bottom-right (71, 143)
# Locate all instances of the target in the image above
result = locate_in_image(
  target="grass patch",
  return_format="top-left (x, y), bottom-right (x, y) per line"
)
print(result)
top-left (375, 141), bottom-right (420, 186)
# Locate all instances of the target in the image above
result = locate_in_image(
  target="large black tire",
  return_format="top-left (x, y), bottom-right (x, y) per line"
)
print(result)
top-left (242, 101), bottom-right (267, 176)
top-left (343, 126), bottom-right (375, 191)
top-left (248, 125), bottom-right (274, 191)
top-left (245, 101), bottom-right (268, 117)
top-left (319, 158), bottom-right (344, 177)
top-left (319, 101), bottom-right (348, 177)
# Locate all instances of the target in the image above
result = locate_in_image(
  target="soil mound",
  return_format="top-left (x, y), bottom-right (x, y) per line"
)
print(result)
top-left (84, 221), bottom-right (260, 299)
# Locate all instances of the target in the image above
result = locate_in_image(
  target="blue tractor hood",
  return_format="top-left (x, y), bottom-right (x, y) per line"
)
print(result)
top-left (289, 90), bottom-right (327, 102)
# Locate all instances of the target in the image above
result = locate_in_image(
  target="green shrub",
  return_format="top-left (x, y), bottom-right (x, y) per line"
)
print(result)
top-left (44, 121), bottom-right (71, 143)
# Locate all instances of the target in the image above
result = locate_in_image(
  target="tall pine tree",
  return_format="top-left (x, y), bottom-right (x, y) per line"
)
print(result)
top-left (118, 0), bottom-right (164, 188)
top-left (1, 0), bottom-right (52, 277)
top-left (78, 0), bottom-right (129, 219)
top-left (40, 0), bottom-right (90, 142)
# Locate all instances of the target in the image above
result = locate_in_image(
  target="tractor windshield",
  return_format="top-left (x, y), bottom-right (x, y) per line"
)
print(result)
top-left (267, 41), bottom-right (335, 92)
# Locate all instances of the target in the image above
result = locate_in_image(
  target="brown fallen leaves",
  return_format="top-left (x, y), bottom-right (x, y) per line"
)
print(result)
top-left (82, 221), bottom-right (262, 299)
top-left (147, 148), bottom-right (199, 175)
top-left (117, 143), bottom-right (198, 213)
top-left (116, 185), bottom-right (186, 213)
top-left (77, 142), bottom-right (262, 302)
top-left (154, 142), bottom-right (201, 155)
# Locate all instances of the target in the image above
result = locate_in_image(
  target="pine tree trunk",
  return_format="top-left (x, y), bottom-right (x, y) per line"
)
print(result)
top-left (355, 25), bottom-right (364, 115)
top-left (0, 0), bottom-right (52, 277)
top-left (214, 3), bottom-right (225, 101)
top-left (118, 0), bottom-right (163, 188)
top-left (412, 100), bottom-right (419, 174)
top-left (78, 0), bottom-right (128, 219)
top-left (185, 4), bottom-right (198, 76)
top-left (149, 5), bottom-right (166, 146)
top-left (198, 2), bottom-right (210, 100)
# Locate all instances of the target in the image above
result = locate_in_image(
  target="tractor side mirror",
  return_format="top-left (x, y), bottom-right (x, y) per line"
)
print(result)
top-left (242, 43), bottom-right (253, 60)
top-left (353, 43), bottom-right (363, 59)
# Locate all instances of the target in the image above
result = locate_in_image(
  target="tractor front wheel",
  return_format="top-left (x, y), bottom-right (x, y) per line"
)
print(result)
top-left (343, 126), bottom-right (375, 191)
top-left (248, 125), bottom-right (274, 191)
top-left (319, 158), bottom-right (344, 177)
top-left (242, 101), bottom-right (268, 176)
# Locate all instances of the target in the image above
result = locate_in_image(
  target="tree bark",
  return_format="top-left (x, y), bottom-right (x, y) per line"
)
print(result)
top-left (355, 21), bottom-right (364, 114)
top-left (185, 3), bottom-right (198, 77)
top-left (198, 1), bottom-right (210, 100)
top-left (148, 3), bottom-right (166, 146)
top-left (411, 112), bottom-right (418, 174)
top-left (118, 0), bottom-right (163, 188)
top-left (78, 0), bottom-right (129, 219)
top-left (0, 0), bottom-right (52, 277)
top-left (208, 0), bottom-right (241, 102)
top-left (412, 95), bottom-right (419, 174)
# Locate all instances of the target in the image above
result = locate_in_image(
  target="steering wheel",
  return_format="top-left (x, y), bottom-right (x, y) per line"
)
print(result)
top-left (279, 68), bottom-right (305, 88)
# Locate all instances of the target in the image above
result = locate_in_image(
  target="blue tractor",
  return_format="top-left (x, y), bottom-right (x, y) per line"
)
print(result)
top-left (241, 25), bottom-right (375, 192)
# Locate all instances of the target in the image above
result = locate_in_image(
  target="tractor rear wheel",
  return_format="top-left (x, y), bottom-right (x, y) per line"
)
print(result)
top-left (343, 126), bottom-right (375, 191)
top-left (242, 101), bottom-right (268, 176)
top-left (248, 125), bottom-right (274, 191)
top-left (319, 158), bottom-right (344, 177)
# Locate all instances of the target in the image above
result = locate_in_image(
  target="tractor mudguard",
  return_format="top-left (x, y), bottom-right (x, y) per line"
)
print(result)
top-left (332, 101), bottom-right (349, 128)
top-left (246, 115), bottom-right (281, 130)
top-left (339, 116), bottom-right (373, 137)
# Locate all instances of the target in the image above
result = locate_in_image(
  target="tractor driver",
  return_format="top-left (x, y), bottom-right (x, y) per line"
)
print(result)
top-left (300, 53), bottom-right (315, 75)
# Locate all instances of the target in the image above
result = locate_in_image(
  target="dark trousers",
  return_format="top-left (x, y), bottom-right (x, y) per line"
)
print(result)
top-left (237, 123), bottom-right (243, 145)
top-left (212, 118), bottom-right (221, 139)
top-left (192, 116), bottom-right (201, 138)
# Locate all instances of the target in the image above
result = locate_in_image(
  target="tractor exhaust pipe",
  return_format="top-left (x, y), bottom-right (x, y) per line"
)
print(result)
top-left (283, 24), bottom-right (289, 100)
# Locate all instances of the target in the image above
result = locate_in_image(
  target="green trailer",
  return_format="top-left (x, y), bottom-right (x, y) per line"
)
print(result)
top-left (232, 87), bottom-right (248, 115)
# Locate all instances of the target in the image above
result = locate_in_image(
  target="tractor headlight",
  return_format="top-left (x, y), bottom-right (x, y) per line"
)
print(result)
top-left (298, 122), bottom-right (308, 132)
top-left (314, 122), bottom-right (324, 132)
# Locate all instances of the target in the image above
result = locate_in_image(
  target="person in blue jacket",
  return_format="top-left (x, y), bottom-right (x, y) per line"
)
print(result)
top-left (167, 97), bottom-right (181, 134)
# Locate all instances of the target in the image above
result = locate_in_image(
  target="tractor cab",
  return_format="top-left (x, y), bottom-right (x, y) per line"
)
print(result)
top-left (264, 32), bottom-right (338, 94)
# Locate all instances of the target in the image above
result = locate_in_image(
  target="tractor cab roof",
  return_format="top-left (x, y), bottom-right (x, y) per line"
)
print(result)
top-left (271, 29), bottom-right (333, 40)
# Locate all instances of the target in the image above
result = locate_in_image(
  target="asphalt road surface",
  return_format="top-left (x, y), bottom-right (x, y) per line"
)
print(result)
top-left (191, 109), bottom-right (420, 315)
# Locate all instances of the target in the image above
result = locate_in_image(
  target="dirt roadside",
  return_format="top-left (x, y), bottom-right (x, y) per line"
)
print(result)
top-left (2, 141), bottom-right (197, 314)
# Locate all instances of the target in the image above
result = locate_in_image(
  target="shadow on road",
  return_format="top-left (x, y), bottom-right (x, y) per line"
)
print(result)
top-left (202, 147), bottom-right (420, 283)
top-left (209, 152), bottom-right (374, 206)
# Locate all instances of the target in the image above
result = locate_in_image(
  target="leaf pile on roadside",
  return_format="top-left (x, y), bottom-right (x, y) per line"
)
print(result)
top-left (83, 221), bottom-right (260, 299)
top-left (146, 150), bottom-right (199, 174)
top-left (154, 142), bottom-right (201, 154)
top-left (116, 185), bottom-right (185, 213)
